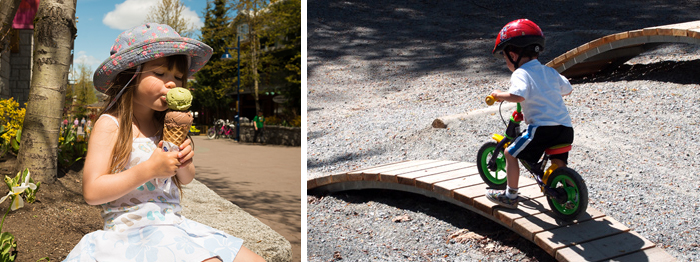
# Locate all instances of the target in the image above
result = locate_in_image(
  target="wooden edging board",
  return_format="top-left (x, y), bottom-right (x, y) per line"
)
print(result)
top-left (545, 20), bottom-right (700, 78)
top-left (308, 160), bottom-right (676, 262)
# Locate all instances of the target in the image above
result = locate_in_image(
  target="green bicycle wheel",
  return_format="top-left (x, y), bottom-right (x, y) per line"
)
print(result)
top-left (546, 167), bottom-right (588, 221)
top-left (477, 142), bottom-right (507, 189)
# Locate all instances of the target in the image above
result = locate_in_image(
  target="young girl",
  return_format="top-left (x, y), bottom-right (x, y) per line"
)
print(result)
top-left (64, 23), bottom-right (265, 262)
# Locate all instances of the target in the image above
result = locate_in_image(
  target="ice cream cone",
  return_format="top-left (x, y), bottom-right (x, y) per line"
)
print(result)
top-left (163, 110), bottom-right (193, 147)
top-left (163, 122), bottom-right (189, 145)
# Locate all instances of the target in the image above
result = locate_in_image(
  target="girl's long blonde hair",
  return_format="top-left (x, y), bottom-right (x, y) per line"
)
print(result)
top-left (98, 55), bottom-right (190, 195)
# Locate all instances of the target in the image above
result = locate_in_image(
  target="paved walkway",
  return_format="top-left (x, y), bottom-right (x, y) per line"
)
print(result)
top-left (191, 136), bottom-right (301, 262)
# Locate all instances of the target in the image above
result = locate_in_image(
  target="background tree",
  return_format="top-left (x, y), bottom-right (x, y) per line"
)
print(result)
top-left (194, 0), bottom-right (300, 122)
top-left (72, 63), bottom-right (96, 117)
top-left (63, 63), bottom-right (94, 119)
top-left (145, 0), bottom-right (195, 38)
top-left (16, 0), bottom-right (77, 183)
top-left (64, 66), bottom-right (75, 117)
top-left (234, 0), bottom-right (269, 113)
top-left (0, 0), bottom-right (23, 54)
top-left (191, 0), bottom-right (236, 123)
top-left (258, 0), bottom-right (301, 116)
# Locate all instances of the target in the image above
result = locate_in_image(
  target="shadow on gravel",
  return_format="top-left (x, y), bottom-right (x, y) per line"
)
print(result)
top-left (310, 189), bottom-right (556, 262)
top-left (307, 148), bottom-right (385, 170)
top-left (306, 130), bottom-right (323, 141)
top-left (308, 0), bottom-right (700, 80)
top-left (571, 58), bottom-right (700, 85)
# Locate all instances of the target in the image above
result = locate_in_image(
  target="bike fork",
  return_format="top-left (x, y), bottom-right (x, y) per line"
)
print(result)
top-left (488, 138), bottom-right (511, 171)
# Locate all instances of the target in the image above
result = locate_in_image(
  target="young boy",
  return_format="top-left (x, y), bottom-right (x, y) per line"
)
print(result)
top-left (253, 110), bottom-right (266, 144)
top-left (486, 19), bottom-right (574, 208)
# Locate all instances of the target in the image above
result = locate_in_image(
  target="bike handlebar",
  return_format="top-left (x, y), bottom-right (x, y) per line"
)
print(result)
top-left (485, 95), bottom-right (497, 106)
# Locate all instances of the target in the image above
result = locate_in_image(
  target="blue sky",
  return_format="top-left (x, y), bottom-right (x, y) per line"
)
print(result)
top-left (74, 0), bottom-right (212, 74)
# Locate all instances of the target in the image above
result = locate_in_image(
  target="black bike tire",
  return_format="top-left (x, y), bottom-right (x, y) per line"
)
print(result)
top-left (545, 167), bottom-right (588, 221)
top-left (207, 127), bottom-right (217, 139)
top-left (476, 142), bottom-right (508, 189)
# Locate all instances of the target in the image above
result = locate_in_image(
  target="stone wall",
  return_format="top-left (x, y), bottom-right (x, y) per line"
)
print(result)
top-left (9, 29), bottom-right (33, 106)
top-left (239, 123), bottom-right (301, 146)
top-left (0, 46), bottom-right (10, 99)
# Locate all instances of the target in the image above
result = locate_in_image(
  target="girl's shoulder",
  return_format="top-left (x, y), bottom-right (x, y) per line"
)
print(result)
top-left (97, 114), bottom-right (119, 126)
top-left (93, 114), bottom-right (120, 133)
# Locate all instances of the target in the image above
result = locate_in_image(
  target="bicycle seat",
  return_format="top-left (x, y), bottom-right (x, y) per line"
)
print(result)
top-left (545, 144), bottom-right (571, 155)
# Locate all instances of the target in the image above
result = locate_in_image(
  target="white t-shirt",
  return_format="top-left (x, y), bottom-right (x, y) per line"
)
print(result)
top-left (508, 59), bottom-right (573, 127)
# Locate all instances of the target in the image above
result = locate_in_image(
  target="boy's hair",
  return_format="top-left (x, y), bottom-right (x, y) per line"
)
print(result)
top-left (99, 55), bottom-right (190, 195)
top-left (504, 44), bottom-right (540, 59)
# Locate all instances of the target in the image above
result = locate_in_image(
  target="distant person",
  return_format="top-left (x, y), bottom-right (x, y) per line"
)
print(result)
top-left (85, 119), bottom-right (92, 137)
top-left (253, 110), bottom-right (265, 144)
top-left (486, 19), bottom-right (574, 209)
top-left (64, 23), bottom-right (264, 262)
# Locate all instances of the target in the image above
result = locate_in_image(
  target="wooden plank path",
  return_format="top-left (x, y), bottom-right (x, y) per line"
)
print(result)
top-left (545, 20), bottom-right (700, 78)
top-left (307, 160), bottom-right (676, 262)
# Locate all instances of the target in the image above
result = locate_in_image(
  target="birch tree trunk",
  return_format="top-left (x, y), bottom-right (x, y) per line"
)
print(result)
top-left (0, 0), bottom-right (23, 51)
top-left (236, 0), bottom-right (267, 113)
top-left (251, 26), bottom-right (260, 113)
top-left (16, 0), bottom-right (77, 183)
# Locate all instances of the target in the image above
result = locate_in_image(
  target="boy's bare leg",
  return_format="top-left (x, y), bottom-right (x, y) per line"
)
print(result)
top-left (485, 150), bottom-right (521, 209)
top-left (505, 151), bottom-right (519, 189)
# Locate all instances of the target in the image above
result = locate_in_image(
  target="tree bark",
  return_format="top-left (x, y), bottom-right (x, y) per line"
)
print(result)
top-left (252, 30), bottom-right (260, 113)
top-left (0, 0), bottom-right (23, 54)
top-left (250, 2), bottom-right (260, 114)
top-left (16, 0), bottom-right (77, 184)
top-left (236, 0), bottom-right (266, 114)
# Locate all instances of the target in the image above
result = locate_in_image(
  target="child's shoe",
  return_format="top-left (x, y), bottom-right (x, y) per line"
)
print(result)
top-left (486, 189), bottom-right (519, 209)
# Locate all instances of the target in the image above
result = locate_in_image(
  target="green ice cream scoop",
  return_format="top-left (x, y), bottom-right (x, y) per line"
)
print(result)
top-left (166, 87), bottom-right (192, 111)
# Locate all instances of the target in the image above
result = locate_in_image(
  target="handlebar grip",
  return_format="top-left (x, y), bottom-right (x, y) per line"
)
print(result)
top-left (485, 95), bottom-right (496, 106)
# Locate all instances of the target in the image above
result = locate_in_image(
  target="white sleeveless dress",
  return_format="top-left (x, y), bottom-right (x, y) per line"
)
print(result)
top-left (63, 114), bottom-right (243, 262)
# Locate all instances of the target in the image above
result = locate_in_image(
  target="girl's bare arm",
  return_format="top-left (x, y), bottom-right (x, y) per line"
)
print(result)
top-left (491, 90), bottom-right (525, 103)
top-left (82, 118), bottom-right (181, 205)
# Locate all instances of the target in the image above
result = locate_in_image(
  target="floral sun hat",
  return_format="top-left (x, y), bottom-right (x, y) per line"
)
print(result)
top-left (93, 23), bottom-right (213, 93)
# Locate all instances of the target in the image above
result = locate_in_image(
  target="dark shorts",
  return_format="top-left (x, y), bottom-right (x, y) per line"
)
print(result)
top-left (506, 125), bottom-right (574, 164)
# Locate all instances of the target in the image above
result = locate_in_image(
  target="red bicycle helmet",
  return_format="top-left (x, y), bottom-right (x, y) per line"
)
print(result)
top-left (492, 19), bottom-right (545, 57)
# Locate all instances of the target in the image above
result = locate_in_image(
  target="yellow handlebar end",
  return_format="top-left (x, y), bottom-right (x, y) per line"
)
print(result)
top-left (485, 95), bottom-right (496, 106)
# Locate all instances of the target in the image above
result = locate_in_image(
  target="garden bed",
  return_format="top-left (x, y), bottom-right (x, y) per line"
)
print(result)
top-left (0, 156), bottom-right (102, 261)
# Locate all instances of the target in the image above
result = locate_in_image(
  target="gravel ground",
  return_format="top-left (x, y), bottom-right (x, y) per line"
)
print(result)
top-left (307, 0), bottom-right (700, 261)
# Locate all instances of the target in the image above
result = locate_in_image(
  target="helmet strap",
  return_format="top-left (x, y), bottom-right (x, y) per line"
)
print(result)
top-left (505, 49), bottom-right (524, 70)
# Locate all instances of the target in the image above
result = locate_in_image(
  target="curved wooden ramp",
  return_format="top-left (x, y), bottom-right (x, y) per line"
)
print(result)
top-left (308, 160), bottom-right (676, 262)
top-left (546, 21), bottom-right (700, 78)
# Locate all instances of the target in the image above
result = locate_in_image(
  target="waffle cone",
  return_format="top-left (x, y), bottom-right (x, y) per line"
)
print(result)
top-left (163, 123), bottom-right (188, 145)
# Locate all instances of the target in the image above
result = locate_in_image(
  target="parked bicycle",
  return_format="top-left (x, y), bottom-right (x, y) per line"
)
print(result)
top-left (477, 95), bottom-right (588, 221)
top-left (207, 119), bottom-right (236, 140)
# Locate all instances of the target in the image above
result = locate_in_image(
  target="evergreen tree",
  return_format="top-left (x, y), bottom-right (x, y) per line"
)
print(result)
top-left (191, 0), bottom-right (236, 123)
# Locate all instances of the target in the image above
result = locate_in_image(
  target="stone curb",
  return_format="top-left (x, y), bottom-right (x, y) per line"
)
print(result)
top-left (181, 179), bottom-right (292, 262)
